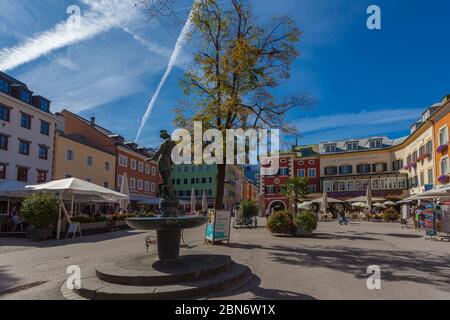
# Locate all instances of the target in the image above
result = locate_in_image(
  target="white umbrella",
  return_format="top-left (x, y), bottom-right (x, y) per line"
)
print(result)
top-left (120, 172), bottom-right (130, 211)
top-left (366, 184), bottom-right (373, 209)
top-left (322, 190), bottom-right (328, 214)
top-left (352, 202), bottom-right (369, 208)
top-left (417, 187), bottom-right (450, 199)
top-left (311, 197), bottom-right (343, 204)
top-left (373, 203), bottom-right (387, 209)
top-left (347, 196), bottom-right (386, 203)
top-left (190, 187), bottom-right (196, 214)
top-left (202, 191), bottom-right (208, 212)
top-left (383, 201), bottom-right (397, 206)
top-left (298, 202), bottom-right (312, 209)
top-left (27, 178), bottom-right (129, 239)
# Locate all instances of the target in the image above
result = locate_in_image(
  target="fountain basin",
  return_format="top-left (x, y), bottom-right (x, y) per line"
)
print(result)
top-left (125, 216), bottom-right (207, 231)
top-left (126, 216), bottom-right (207, 261)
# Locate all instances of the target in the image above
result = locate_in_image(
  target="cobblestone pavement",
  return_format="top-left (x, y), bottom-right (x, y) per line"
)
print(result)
top-left (1, 221), bottom-right (449, 300)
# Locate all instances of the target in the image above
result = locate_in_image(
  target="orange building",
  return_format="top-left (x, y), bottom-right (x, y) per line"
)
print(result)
top-left (243, 179), bottom-right (258, 201)
top-left (431, 95), bottom-right (450, 186)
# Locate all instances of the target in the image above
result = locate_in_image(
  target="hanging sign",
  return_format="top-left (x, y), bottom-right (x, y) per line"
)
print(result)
top-left (205, 209), bottom-right (231, 244)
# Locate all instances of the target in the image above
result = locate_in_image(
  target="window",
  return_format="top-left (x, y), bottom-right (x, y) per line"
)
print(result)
top-left (308, 160), bottom-right (315, 165)
top-left (138, 162), bottom-right (144, 172)
top-left (338, 180), bottom-right (346, 191)
top-left (19, 140), bottom-right (30, 155)
top-left (151, 183), bottom-right (156, 192)
top-left (425, 141), bottom-right (433, 156)
top-left (440, 157), bottom-right (449, 176)
top-left (119, 155), bottom-right (128, 167)
top-left (0, 105), bottom-right (10, 122)
top-left (37, 170), bottom-right (47, 183)
top-left (346, 180), bottom-right (354, 191)
top-left (184, 179), bottom-right (188, 185)
top-left (0, 134), bottom-right (8, 150)
top-left (279, 168), bottom-right (289, 176)
top-left (145, 165), bottom-right (150, 174)
top-left (346, 142), bottom-right (358, 151)
top-left (104, 182), bottom-right (109, 189)
top-left (202, 177), bottom-right (207, 184)
top-left (20, 90), bottom-right (31, 104)
top-left (130, 178), bottom-right (136, 190)
top-left (145, 181), bottom-right (150, 192)
top-left (308, 185), bottom-right (317, 193)
top-left (356, 164), bottom-right (371, 174)
top-left (308, 168), bottom-right (316, 177)
top-left (372, 163), bottom-right (387, 173)
top-left (105, 161), bottom-right (110, 171)
top-left (21, 113), bottom-right (31, 129)
top-left (184, 166), bottom-right (189, 173)
top-left (86, 178), bottom-right (92, 183)
top-left (324, 167), bottom-right (337, 176)
top-left (371, 179), bottom-right (380, 190)
top-left (67, 149), bottom-right (74, 161)
top-left (0, 79), bottom-right (10, 93)
top-left (339, 165), bottom-right (352, 175)
top-left (325, 144), bottom-right (336, 153)
top-left (420, 171), bottom-right (425, 186)
top-left (369, 139), bottom-right (382, 149)
top-left (40, 121), bottom-right (50, 135)
top-left (152, 166), bottom-right (156, 176)
top-left (393, 159), bottom-right (403, 171)
top-left (0, 164), bottom-right (6, 179)
top-left (323, 181), bottom-right (332, 192)
top-left (398, 177), bottom-right (407, 189)
top-left (298, 169), bottom-right (305, 177)
top-left (428, 169), bottom-right (434, 185)
top-left (65, 174), bottom-right (73, 179)
top-left (38, 146), bottom-right (48, 160)
top-left (131, 159), bottom-right (137, 170)
top-left (265, 186), bottom-right (276, 194)
top-left (17, 167), bottom-right (28, 182)
top-left (439, 126), bottom-right (449, 145)
top-left (298, 161), bottom-right (304, 165)
top-left (117, 175), bottom-right (123, 187)
top-left (138, 179), bottom-right (143, 191)
top-left (39, 100), bottom-right (50, 112)
top-left (86, 156), bottom-right (93, 167)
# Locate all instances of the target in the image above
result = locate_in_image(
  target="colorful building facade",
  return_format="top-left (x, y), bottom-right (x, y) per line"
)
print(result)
top-left (431, 96), bottom-right (450, 187)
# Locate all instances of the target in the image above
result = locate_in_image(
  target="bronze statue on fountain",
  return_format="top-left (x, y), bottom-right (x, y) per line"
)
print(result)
top-left (126, 130), bottom-right (207, 261)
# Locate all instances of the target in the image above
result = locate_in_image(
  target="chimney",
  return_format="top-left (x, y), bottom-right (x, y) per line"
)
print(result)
top-left (90, 116), bottom-right (96, 126)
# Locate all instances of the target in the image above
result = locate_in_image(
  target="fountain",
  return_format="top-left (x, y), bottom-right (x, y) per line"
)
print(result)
top-left (126, 130), bottom-right (207, 260)
top-left (66, 131), bottom-right (252, 300)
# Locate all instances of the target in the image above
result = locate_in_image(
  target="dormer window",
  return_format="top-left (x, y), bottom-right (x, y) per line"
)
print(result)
top-left (325, 144), bottom-right (337, 153)
top-left (39, 100), bottom-right (50, 112)
top-left (370, 139), bottom-right (382, 149)
top-left (346, 142), bottom-right (358, 151)
top-left (20, 90), bottom-right (32, 104)
top-left (0, 79), bottom-right (10, 94)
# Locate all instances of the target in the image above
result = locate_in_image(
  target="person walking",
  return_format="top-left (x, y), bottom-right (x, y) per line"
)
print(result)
top-left (265, 207), bottom-right (271, 221)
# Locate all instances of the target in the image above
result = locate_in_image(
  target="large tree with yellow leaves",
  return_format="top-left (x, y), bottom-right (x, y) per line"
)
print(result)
top-left (176, 0), bottom-right (308, 209)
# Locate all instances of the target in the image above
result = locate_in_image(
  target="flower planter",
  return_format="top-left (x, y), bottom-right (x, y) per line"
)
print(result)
top-left (296, 224), bottom-right (313, 236)
top-left (437, 144), bottom-right (448, 153)
top-left (26, 228), bottom-right (53, 240)
top-left (438, 175), bottom-right (450, 184)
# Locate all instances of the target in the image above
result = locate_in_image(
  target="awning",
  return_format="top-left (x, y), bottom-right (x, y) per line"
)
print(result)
top-left (0, 181), bottom-right (31, 197)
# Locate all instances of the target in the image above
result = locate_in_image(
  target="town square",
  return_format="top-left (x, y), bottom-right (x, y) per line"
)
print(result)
top-left (0, 0), bottom-right (450, 306)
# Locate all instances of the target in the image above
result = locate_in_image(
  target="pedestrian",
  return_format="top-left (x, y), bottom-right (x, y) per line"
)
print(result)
top-left (265, 207), bottom-right (271, 221)
top-left (11, 211), bottom-right (23, 232)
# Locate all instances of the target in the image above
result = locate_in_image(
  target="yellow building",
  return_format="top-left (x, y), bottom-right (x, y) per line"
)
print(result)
top-left (53, 132), bottom-right (116, 189)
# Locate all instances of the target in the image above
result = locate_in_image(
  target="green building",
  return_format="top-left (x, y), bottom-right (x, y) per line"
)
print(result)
top-left (171, 164), bottom-right (244, 210)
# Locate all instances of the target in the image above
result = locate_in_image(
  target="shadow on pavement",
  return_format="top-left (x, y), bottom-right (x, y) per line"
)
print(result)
top-left (0, 265), bottom-right (22, 293)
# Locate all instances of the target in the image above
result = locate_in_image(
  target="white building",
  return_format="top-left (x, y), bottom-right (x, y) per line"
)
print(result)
top-left (0, 72), bottom-right (58, 186)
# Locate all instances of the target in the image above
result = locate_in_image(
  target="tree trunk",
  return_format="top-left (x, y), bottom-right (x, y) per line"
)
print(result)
top-left (215, 164), bottom-right (226, 210)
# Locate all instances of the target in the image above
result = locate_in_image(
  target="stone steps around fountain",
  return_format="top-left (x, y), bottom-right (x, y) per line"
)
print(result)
top-left (74, 262), bottom-right (252, 300)
top-left (96, 254), bottom-right (233, 286)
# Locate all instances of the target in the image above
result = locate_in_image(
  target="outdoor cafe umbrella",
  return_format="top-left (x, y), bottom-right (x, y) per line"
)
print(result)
top-left (190, 187), bottom-right (196, 214)
top-left (366, 184), bottom-right (373, 209)
top-left (383, 201), bottom-right (397, 206)
top-left (322, 190), bottom-right (328, 214)
top-left (27, 178), bottom-right (129, 240)
top-left (202, 191), bottom-right (208, 213)
top-left (119, 172), bottom-right (130, 211)
top-left (352, 202), bottom-right (368, 208)
top-left (347, 196), bottom-right (386, 203)
top-left (373, 203), bottom-right (387, 209)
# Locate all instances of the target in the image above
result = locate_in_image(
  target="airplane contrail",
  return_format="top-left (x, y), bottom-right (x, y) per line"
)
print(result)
top-left (135, 1), bottom-right (198, 142)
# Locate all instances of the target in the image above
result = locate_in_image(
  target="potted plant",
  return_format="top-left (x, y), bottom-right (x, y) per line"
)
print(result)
top-left (383, 208), bottom-right (400, 222)
top-left (267, 210), bottom-right (295, 234)
top-left (437, 144), bottom-right (448, 153)
top-left (294, 210), bottom-right (318, 236)
top-left (21, 193), bottom-right (59, 240)
top-left (438, 175), bottom-right (449, 184)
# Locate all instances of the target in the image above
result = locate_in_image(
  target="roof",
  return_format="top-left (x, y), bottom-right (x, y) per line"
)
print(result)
top-left (58, 132), bottom-right (116, 156)
top-left (319, 136), bottom-right (405, 155)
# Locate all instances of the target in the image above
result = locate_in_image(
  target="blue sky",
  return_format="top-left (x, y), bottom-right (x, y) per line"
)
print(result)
top-left (0, 0), bottom-right (449, 149)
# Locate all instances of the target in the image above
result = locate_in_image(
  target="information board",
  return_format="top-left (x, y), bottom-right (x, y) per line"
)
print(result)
top-left (205, 209), bottom-right (231, 244)
top-left (424, 209), bottom-right (436, 237)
